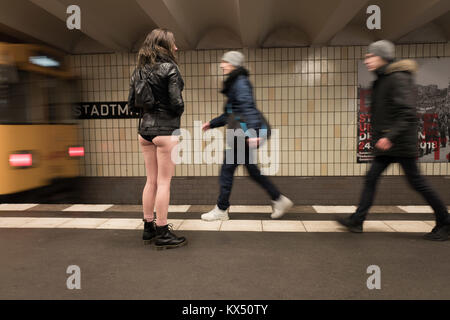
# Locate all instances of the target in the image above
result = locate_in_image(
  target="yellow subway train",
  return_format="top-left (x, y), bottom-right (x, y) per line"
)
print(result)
top-left (0, 43), bottom-right (83, 202)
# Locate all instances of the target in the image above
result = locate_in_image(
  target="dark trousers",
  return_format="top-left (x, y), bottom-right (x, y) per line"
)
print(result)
top-left (217, 138), bottom-right (281, 210)
top-left (351, 156), bottom-right (449, 226)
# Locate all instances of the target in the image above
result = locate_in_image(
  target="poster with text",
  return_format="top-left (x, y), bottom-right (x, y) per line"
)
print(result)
top-left (357, 57), bottom-right (450, 163)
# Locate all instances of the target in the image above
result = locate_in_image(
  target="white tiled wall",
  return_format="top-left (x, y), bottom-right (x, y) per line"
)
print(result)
top-left (69, 42), bottom-right (450, 177)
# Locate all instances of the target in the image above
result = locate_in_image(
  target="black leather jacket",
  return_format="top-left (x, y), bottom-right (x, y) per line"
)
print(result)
top-left (128, 60), bottom-right (184, 136)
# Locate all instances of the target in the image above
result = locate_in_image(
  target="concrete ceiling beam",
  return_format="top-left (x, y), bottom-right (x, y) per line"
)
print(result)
top-left (28, 0), bottom-right (128, 52)
top-left (0, 0), bottom-right (77, 52)
top-left (236, 0), bottom-right (275, 48)
top-left (135, 0), bottom-right (193, 50)
top-left (311, 0), bottom-right (369, 45)
top-left (377, 0), bottom-right (450, 41)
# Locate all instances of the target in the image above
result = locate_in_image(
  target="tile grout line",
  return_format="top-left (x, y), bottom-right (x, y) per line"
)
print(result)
top-left (299, 220), bottom-right (308, 232)
top-left (176, 219), bottom-right (186, 230)
top-left (95, 218), bottom-right (112, 229)
top-left (381, 221), bottom-right (397, 232)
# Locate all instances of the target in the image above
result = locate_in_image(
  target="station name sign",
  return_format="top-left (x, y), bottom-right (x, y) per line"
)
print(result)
top-left (73, 102), bottom-right (138, 119)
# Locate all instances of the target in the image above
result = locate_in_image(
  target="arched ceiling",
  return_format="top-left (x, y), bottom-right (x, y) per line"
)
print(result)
top-left (0, 0), bottom-right (449, 54)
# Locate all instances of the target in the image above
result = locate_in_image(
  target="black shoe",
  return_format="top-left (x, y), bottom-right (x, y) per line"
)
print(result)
top-left (423, 224), bottom-right (449, 241)
top-left (154, 224), bottom-right (187, 250)
top-left (142, 219), bottom-right (157, 245)
top-left (336, 216), bottom-right (363, 233)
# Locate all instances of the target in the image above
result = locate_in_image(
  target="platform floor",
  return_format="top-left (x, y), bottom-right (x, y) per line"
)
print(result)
top-left (0, 228), bottom-right (449, 299)
top-left (1, 203), bottom-right (449, 299)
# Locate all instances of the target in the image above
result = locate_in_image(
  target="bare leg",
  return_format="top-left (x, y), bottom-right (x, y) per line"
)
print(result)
top-left (139, 135), bottom-right (158, 222)
top-left (152, 135), bottom-right (178, 227)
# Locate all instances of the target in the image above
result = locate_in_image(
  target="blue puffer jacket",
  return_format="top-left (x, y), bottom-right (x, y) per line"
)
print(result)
top-left (209, 67), bottom-right (262, 136)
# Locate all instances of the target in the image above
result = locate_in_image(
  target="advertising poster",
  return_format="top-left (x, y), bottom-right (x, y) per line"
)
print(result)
top-left (357, 58), bottom-right (450, 163)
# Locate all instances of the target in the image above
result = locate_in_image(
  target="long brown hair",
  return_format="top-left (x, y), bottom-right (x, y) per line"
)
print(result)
top-left (137, 28), bottom-right (177, 67)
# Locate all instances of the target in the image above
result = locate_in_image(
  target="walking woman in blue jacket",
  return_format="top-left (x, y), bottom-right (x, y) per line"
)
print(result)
top-left (201, 51), bottom-right (293, 221)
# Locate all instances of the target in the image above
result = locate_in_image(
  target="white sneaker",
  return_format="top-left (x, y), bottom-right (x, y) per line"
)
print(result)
top-left (271, 195), bottom-right (293, 219)
top-left (201, 205), bottom-right (229, 221)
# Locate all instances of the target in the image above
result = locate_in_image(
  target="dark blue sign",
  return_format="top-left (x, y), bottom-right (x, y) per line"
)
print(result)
top-left (73, 102), bottom-right (138, 119)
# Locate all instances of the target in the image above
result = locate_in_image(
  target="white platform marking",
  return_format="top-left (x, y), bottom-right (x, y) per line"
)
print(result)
top-left (168, 205), bottom-right (191, 212)
top-left (63, 204), bottom-right (114, 212)
top-left (58, 218), bottom-right (109, 229)
top-left (303, 221), bottom-right (346, 232)
top-left (21, 218), bottom-right (73, 228)
top-left (382, 221), bottom-right (432, 233)
top-left (96, 219), bottom-right (143, 230)
top-left (423, 221), bottom-right (436, 227)
top-left (0, 204), bottom-right (39, 211)
top-left (229, 206), bottom-right (272, 213)
top-left (398, 206), bottom-right (434, 213)
top-left (363, 221), bottom-right (396, 232)
top-left (262, 220), bottom-right (306, 232)
top-left (220, 220), bottom-right (263, 231)
top-left (0, 217), bottom-right (437, 233)
top-left (178, 219), bottom-right (222, 231)
top-left (0, 217), bottom-right (37, 228)
top-left (313, 206), bottom-right (357, 214)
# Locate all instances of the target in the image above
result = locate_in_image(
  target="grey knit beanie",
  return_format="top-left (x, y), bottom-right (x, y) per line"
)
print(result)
top-left (221, 51), bottom-right (245, 67)
top-left (368, 40), bottom-right (395, 62)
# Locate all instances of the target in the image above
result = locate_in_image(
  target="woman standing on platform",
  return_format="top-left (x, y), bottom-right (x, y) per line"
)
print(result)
top-left (128, 28), bottom-right (187, 250)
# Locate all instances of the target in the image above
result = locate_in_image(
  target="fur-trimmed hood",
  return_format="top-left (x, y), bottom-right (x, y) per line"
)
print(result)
top-left (385, 59), bottom-right (418, 74)
top-left (221, 67), bottom-right (250, 94)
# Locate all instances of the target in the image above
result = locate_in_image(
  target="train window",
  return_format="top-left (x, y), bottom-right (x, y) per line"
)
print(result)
top-left (0, 67), bottom-right (77, 124)
top-left (0, 68), bottom-right (30, 124)
top-left (47, 78), bottom-right (78, 123)
top-left (29, 73), bottom-right (49, 123)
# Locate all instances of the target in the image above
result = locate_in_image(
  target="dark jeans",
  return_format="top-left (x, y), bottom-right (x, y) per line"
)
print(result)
top-left (351, 156), bottom-right (450, 226)
top-left (217, 137), bottom-right (281, 210)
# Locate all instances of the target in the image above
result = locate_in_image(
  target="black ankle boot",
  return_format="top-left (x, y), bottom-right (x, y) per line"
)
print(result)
top-left (423, 224), bottom-right (449, 241)
top-left (336, 216), bottom-right (363, 233)
top-left (154, 224), bottom-right (187, 250)
top-left (143, 219), bottom-right (157, 245)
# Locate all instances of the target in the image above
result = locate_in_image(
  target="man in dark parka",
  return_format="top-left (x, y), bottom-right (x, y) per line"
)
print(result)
top-left (337, 40), bottom-right (450, 241)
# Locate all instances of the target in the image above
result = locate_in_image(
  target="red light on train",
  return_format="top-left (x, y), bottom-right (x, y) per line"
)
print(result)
top-left (68, 147), bottom-right (84, 157)
top-left (9, 154), bottom-right (33, 167)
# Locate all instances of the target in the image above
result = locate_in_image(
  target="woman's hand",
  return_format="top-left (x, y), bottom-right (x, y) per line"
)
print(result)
top-left (247, 137), bottom-right (261, 148)
top-left (202, 122), bottom-right (211, 132)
